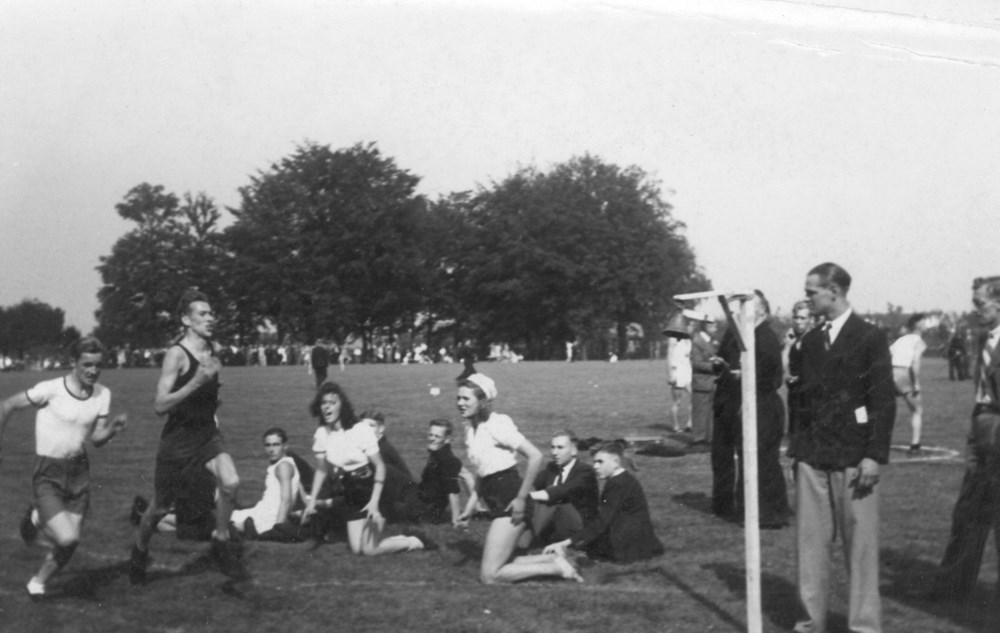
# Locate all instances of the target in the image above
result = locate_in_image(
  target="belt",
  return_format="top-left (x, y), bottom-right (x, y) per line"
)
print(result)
top-left (344, 464), bottom-right (373, 480)
top-left (481, 466), bottom-right (517, 483)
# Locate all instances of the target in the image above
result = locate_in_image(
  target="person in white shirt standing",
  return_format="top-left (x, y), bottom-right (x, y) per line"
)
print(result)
top-left (889, 313), bottom-right (928, 455)
top-left (0, 336), bottom-right (126, 600)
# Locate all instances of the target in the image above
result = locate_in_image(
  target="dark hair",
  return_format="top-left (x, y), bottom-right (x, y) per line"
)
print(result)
top-left (262, 427), bottom-right (288, 443)
top-left (973, 276), bottom-right (1000, 300)
top-left (177, 289), bottom-right (210, 318)
top-left (754, 289), bottom-right (771, 316)
top-left (808, 262), bottom-right (852, 293)
top-left (551, 429), bottom-right (578, 445)
top-left (906, 313), bottom-right (925, 331)
top-left (70, 336), bottom-right (107, 360)
top-left (309, 381), bottom-right (357, 429)
top-left (457, 379), bottom-right (492, 421)
top-left (592, 441), bottom-right (625, 459)
top-left (358, 410), bottom-right (385, 426)
top-left (429, 418), bottom-right (454, 436)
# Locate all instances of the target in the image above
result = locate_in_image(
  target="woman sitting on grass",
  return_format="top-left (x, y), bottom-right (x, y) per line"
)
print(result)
top-left (544, 441), bottom-right (664, 564)
top-left (301, 382), bottom-right (431, 555)
top-left (455, 374), bottom-right (582, 583)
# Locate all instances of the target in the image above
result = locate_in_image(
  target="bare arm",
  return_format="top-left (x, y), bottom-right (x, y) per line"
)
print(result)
top-left (302, 456), bottom-right (329, 522)
top-left (274, 461), bottom-right (295, 525)
top-left (90, 413), bottom-right (128, 447)
top-left (362, 451), bottom-right (387, 522)
top-left (506, 438), bottom-right (544, 525)
top-left (153, 347), bottom-right (218, 415)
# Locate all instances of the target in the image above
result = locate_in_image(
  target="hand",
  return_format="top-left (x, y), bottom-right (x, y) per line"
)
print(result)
top-left (111, 413), bottom-right (128, 434)
top-left (363, 500), bottom-right (383, 524)
top-left (506, 496), bottom-right (527, 526)
top-left (195, 356), bottom-right (221, 384)
top-left (301, 502), bottom-right (316, 524)
top-left (851, 458), bottom-right (879, 498)
top-left (452, 516), bottom-right (469, 529)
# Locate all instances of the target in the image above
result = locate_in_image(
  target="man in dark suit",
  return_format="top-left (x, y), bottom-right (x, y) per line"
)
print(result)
top-left (526, 430), bottom-right (599, 546)
top-left (790, 262), bottom-right (895, 633)
top-left (931, 276), bottom-right (1000, 602)
top-left (710, 291), bottom-right (789, 528)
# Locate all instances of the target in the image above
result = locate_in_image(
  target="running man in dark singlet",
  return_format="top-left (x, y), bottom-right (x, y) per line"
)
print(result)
top-left (130, 289), bottom-right (248, 584)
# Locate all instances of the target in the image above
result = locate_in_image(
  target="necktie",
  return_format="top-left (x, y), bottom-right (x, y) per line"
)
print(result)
top-left (822, 323), bottom-right (832, 351)
top-left (980, 333), bottom-right (997, 402)
top-left (555, 469), bottom-right (564, 486)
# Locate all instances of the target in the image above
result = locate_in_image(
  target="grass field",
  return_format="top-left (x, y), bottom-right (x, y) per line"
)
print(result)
top-left (0, 358), bottom-right (996, 632)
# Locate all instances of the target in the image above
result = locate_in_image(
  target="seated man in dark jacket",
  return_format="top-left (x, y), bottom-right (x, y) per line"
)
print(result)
top-left (524, 430), bottom-right (599, 547)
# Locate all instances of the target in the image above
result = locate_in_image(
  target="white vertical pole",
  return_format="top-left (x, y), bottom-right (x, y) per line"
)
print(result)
top-left (740, 296), bottom-right (762, 633)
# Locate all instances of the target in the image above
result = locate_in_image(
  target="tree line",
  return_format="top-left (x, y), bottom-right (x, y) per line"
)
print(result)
top-left (0, 300), bottom-right (80, 361)
top-left (95, 141), bottom-right (708, 361)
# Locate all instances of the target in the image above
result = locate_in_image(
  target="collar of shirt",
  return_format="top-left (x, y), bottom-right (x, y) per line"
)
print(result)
top-left (989, 324), bottom-right (1000, 345)
top-left (826, 308), bottom-right (853, 346)
top-left (699, 331), bottom-right (712, 343)
top-left (559, 458), bottom-right (576, 482)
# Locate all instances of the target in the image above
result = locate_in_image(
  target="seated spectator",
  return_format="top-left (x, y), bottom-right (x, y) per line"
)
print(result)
top-left (230, 428), bottom-right (303, 540)
top-left (416, 419), bottom-right (475, 525)
top-left (544, 442), bottom-right (664, 564)
top-left (524, 430), bottom-right (598, 547)
top-left (360, 410), bottom-right (414, 481)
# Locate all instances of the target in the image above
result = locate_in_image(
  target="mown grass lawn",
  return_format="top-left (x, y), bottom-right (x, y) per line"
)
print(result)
top-left (0, 358), bottom-right (995, 632)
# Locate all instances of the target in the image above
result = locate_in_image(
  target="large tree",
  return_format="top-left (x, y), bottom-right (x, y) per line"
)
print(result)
top-left (224, 141), bottom-right (429, 355)
top-left (0, 299), bottom-right (70, 358)
top-left (463, 155), bottom-right (707, 359)
top-left (95, 184), bottom-right (229, 347)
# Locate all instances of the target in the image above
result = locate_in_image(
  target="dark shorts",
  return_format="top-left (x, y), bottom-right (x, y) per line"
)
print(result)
top-left (479, 467), bottom-right (533, 521)
top-left (33, 454), bottom-right (90, 523)
top-left (341, 464), bottom-right (421, 523)
top-left (154, 436), bottom-right (227, 511)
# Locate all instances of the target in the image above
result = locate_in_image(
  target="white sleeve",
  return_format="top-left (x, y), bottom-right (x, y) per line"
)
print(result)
top-left (311, 428), bottom-right (326, 455)
top-left (490, 414), bottom-right (526, 451)
top-left (97, 386), bottom-right (111, 418)
top-left (354, 425), bottom-right (380, 457)
top-left (25, 380), bottom-right (56, 407)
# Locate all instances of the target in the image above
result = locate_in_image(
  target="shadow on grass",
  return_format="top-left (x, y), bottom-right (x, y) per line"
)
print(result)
top-left (671, 491), bottom-right (715, 516)
top-left (880, 547), bottom-right (998, 632)
top-left (704, 561), bottom-right (819, 632)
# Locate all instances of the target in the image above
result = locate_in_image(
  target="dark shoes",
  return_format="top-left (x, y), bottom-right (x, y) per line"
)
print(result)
top-left (243, 518), bottom-right (258, 541)
top-left (406, 529), bottom-right (439, 551)
top-left (20, 506), bottom-right (38, 545)
top-left (129, 546), bottom-right (149, 586)
top-left (211, 538), bottom-right (250, 581)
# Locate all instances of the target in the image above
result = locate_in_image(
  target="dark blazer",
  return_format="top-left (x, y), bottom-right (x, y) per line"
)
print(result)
top-left (790, 312), bottom-right (896, 469)
top-left (570, 470), bottom-right (664, 564)
top-left (691, 332), bottom-right (717, 393)
top-left (533, 459), bottom-right (599, 521)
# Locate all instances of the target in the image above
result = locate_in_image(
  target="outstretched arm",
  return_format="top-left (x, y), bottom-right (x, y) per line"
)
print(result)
top-left (506, 438), bottom-right (543, 525)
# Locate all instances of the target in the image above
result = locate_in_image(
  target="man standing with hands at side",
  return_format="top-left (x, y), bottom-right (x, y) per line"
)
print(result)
top-left (790, 263), bottom-right (896, 633)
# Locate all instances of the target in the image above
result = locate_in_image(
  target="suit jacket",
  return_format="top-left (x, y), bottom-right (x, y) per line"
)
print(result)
top-left (570, 470), bottom-right (664, 564)
top-left (968, 331), bottom-right (1000, 455)
top-left (691, 332), bottom-right (717, 393)
top-left (790, 312), bottom-right (896, 469)
top-left (533, 459), bottom-right (599, 521)
top-left (713, 322), bottom-right (785, 421)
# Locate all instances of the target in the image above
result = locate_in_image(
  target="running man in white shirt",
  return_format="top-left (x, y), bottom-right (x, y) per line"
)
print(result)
top-left (0, 336), bottom-right (127, 600)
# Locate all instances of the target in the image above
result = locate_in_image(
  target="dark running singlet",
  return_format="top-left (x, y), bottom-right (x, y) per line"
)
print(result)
top-left (157, 344), bottom-right (222, 461)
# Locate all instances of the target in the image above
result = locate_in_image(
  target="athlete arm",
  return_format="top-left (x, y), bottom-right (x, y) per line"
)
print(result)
top-left (0, 391), bottom-right (33, 460)
top-left (274, 461), bottom-right (295, 525)
top-left (302, 457), bottom-right (329, 522)
top-left (456, 467), bottom-right (479, 524)
top-left (363, 452), bottom-right (387, 522)
top-left (90, 413), bottom-right (128, 447)
top-left (507, 438), bottom-right (544, 525)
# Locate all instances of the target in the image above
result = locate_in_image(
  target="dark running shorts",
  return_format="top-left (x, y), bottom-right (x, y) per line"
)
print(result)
top-left (479, 467), bottom-right (533, 521)
top-left (33, 454), bottom-right (91, 523)
top-left (154, 436), bottom-right (226, 510)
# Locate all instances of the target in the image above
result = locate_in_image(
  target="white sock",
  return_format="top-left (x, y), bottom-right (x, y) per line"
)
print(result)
top-left (26, 577), bottom-right (45, 595)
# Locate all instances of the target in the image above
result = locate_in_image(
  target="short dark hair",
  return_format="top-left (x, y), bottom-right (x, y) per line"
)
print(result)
top-left (792, 300), bottom-right (810, 315)
top-left (906, 313), bottom-right (926, 331)
top-left (754, 289), bottom-right (771, 316)
top-left (592, 441), bottom-right (625, 459)
top-left (808, 262), bottom-right (852, 293)
top-left (973, 276), bottom-right (1000, 300)
top-left (429, 418), bottom-right (453, 436)
top-left (177, 289), bottom-right (210, 318)
top-left (263, 427), bottom-right (288, 443)
top-left (358, 410), bottom-right (385, 426)
top-left (309, 381), bottom-right (357, 429)
top-left (70, 336), bottom-right (106, 360)
top-left (551, 429), bottom-right (578, 445)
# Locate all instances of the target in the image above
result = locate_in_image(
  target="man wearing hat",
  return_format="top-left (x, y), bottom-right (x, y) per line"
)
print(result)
top-left (687, 310), bottom-right (718, 447)
top-left (663, 313), bottom-right (693, 433)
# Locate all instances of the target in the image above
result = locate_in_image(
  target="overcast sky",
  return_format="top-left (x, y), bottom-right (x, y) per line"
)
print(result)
top-left (2, 0), bottom-right (999, 331)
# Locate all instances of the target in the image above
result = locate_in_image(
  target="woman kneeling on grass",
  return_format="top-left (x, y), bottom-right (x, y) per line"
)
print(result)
top-left (544, 441), bottom-right (663, 564)
top-left (455, 374), bottom-right (582, 583)
top-left (301, 382), bottom-right (431, 555)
